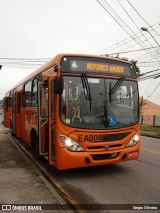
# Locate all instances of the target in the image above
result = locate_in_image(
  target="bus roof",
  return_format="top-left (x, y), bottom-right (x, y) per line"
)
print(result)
top-left (5, 53), bottom-right (135, 95)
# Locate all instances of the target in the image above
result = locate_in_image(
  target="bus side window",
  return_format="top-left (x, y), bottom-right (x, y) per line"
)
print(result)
top-left (24, 81), bottom-right (32, 107)
top-left (32, 79), bottom-right (38, 107)
top-left (6, 99), bottom-right (8, 112)
top-left (6, 97), bottom-right (12, 111)
top-left (17, 94), bottom-right (21, 114)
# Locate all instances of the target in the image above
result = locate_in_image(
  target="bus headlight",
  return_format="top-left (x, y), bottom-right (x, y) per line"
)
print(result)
top-left (126, 132), bottom-right (139, 148)
top-left (58, 134), bottom-right (84, 152)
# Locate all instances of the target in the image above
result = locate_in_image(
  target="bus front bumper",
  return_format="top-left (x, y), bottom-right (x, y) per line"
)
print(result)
top-left (55, 146), bottom-right (139, 170)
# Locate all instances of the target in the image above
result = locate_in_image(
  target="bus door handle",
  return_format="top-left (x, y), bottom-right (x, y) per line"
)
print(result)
top-left (40, 119), bottom-right (48, 128)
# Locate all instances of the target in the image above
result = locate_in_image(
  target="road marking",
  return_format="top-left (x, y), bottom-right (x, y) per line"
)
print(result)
top-left (141, 147), bottom-right (160, 156)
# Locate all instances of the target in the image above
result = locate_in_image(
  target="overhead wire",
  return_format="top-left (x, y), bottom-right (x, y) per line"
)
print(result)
top-left (97, 0), bottom-right (160, 62)
top-left (98, 1), bottom-right (159, 65)
top-left (96, 0), bottom-right (136, 40)
top-left (97, 22), bottom-right (160, 55)
top-left (0, 57), bottom-right (51, 60)
top-left (127, 0), bottom-right (160, 37)
top-left (101, 0), bottom-right (150, 51)
top-left (108, 46), bottom-right (159, 55)
top-left (126, 0), bottom-right (160, 75)
top-left (96, 18), bottom-right (160, 61)
top-left (117, 0), bottom-right (160, 61)
top-left (146, 81), bottom-right (160, 98)
top-left (98, 0), bottom-right (159, 61)
top-left (96, 0), bottom-right (160, 102)
top-left (0, 57), bottom-right (51, 69)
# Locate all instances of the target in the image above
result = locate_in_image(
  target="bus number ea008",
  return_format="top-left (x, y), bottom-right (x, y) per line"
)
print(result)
top-left (78, 134), bottom-right (103, 142)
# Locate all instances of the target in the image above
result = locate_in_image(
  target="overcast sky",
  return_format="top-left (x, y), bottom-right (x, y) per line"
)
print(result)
top-left (0, 0), bottom-right (160, 105)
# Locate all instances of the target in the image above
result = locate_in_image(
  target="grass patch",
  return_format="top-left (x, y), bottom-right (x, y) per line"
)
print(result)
top-left (140, 125), bottom-right (160, 134)
top-left (26, 163), bottom-right (40, 177)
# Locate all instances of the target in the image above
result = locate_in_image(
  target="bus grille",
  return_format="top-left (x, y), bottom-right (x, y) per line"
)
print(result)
top-left (87, 144), bottom-right (122, 151)
top-left (92, 152), bottom-right (119, 161)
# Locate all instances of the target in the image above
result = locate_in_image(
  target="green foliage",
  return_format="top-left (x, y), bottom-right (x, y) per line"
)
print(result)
top-left (105, 54), bottom-right (140, 76)
top-left (117, 57), bottom-right (140, 76)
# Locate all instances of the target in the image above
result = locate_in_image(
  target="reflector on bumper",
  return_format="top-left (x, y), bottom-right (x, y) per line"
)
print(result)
top-left (128, 151), bottom-right (139, 158)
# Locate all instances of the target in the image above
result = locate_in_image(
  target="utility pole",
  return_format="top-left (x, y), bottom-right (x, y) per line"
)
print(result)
top-left (140, 96), bottom-right (143, 125)
top-left (141, 96), bottom-right (143, 111)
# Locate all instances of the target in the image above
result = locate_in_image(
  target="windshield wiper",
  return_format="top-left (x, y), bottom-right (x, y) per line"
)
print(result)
top-left (109, 76), bottom-right (125, 95)
top-left (81, 74), bottom-right (92, 112)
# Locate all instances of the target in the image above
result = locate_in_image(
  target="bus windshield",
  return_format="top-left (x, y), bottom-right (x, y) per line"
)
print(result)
top-left (60, 76), bottom-right (139, 129)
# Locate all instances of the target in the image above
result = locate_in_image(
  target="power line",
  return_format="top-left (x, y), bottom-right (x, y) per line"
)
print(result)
top-left (127, 0), bottom-right (159, 37)
top-left (108, 46), bottom-right (159, 55)
top-left (139, 67), bottom-right (160, 82)
top-left (141, 78), bottom-right (154, 96)
top-left (0, 57), bottom-right (51, 60)
top-left (138, 61), bottom-right (160, 64)
top-left (96, 0), bottom-right (135, 39)
top-left (97, 1), bottom-right (159, 101)
top-left (140, 69), bottom-right (159, 76)
top-left (139, 73), bottom-right (160, 81)
top-left (147, 81), bottom-right (160, 98)
top-left (126, 0), bottom-right (160, 64)
top-left (116, 0), bottom-right (155, 52)
top-left (101, 0), bottom-right (150, 52)
top-left (97, 0), bottom-right (153, 58)
top-left (96, 2), bottom-right (160, 61)
top-left (96, 22), bottom-right (160, 55)
top-left (0, 58), bottom-right (51, 69)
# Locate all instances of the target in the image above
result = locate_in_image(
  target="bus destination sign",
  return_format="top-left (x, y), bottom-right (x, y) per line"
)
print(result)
top-left (86, 62), bottom-right (124, 73)
top-left (61, 56), bottom-right (136, 78)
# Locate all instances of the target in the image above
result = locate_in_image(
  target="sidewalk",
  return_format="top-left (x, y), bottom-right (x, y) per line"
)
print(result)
top-left (0, 118), bottom-right (69, 212)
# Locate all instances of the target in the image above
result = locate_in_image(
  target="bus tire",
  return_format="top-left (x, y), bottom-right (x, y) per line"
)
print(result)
top-left (31, 132), bottom-right (38, 152)
top-left (10, 121), bottom-right (14, 136)
top-left (31, 131), bottom-right (43, 160)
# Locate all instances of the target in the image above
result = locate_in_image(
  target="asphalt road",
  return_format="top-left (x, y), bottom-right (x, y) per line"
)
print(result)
top-left (47, 136), bottom-right (160, 212)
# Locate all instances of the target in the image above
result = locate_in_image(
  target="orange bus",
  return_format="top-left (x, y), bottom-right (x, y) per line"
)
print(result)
top-left (3, 53), bottom-right (140, 170)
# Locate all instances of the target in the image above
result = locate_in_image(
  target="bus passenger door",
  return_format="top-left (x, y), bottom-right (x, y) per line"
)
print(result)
top-left (48, 77), bottom-right (56, 165)
top-left (3, 97), bottom-right (7, 127)
top-left (38, 81), bottom-right (49, 156)
top-left (16, 91), bottom-right (22, 137)
top-left (4, 96), bottom-right (12, 128)
top-left (11, 92), bottom-right (16, 135)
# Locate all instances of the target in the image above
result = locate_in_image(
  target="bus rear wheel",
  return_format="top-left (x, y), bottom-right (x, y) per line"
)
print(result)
top-left (31, 132), bottom-right (39, 156)
top-left (31, 131), bottom-right (44, 160)
top-left (10, 121), bottom-right (14, 136)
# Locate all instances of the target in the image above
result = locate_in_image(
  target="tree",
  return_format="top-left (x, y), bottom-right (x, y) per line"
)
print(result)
top-left (105, 55), bottom-right (140, 76)
top-left (116, 57), bottom-right (140, 76)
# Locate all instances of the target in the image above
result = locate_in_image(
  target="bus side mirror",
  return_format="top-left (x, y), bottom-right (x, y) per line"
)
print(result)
top-left (54, 76), bottom-right (64, 94)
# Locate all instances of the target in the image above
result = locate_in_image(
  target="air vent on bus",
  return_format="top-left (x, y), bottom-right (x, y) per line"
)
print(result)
top-left (92, 153), bottom-right (119, 161)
